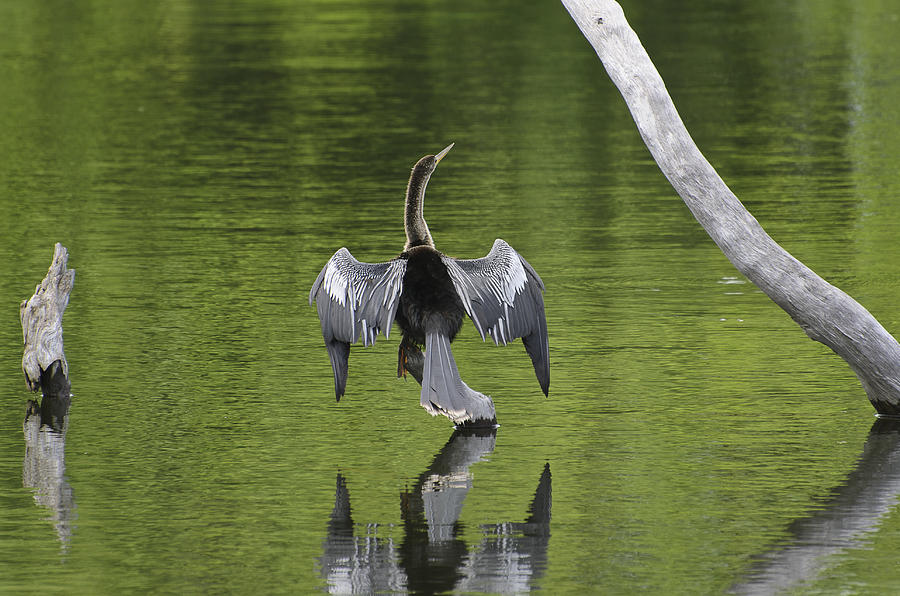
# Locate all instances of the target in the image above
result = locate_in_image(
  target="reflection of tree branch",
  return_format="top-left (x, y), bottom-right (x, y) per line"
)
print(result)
top-left (731, 419), bottom-right (900, 594)
top-left (318, 429), bottom-right (551, 594)
top-left (22, 395), bottom-right (76, 550)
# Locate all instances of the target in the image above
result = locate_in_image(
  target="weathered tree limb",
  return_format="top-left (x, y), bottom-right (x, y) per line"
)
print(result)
top-left (20, 243), bottom-right (75, 400)
top-left (561, 0), bottom-right (900, 414)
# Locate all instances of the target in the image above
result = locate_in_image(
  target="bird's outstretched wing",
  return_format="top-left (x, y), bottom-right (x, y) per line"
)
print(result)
top-left (442, 239), bottom-right (549, 395)
top-left (309, 248), bottom-right (407, 400)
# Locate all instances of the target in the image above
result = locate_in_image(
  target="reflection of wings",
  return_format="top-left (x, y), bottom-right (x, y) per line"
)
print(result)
top-left (320, 474), bottom-right (406, 594)
top-left (309, 248), bottom-right (407, 399)
top-left (442, 239), bottom-right (549, 395)
top-left (318, 429), bottom-right (552, 594)
top-left (456, 461), bottom-right (552, 593)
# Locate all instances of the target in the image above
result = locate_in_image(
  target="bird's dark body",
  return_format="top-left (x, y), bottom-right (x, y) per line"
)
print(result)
top-left (395, 245), bottom-right (465, 345)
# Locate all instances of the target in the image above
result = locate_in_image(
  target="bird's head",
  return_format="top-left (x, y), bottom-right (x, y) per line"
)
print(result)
top-left (411, 142), bottom-right (454, 179)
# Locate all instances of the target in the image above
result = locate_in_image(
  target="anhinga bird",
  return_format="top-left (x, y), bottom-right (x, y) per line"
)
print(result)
top-left (309, 144), bottom-right (549, 426)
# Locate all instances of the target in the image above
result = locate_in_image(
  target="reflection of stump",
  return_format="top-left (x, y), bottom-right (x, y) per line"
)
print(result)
top-left (23, 400), bottom-right (75, 548)
top-left (20, 243), bottom-right (75, 400)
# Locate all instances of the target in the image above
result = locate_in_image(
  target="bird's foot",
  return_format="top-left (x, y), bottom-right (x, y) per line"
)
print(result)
top-left (397, 345), bottom-right (408, 379)
top-left (397, 340), bottom-right (424, 384)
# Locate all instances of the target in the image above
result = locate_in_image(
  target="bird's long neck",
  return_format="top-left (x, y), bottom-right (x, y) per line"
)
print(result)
top-left (404, 162), bottom-right (435, 250)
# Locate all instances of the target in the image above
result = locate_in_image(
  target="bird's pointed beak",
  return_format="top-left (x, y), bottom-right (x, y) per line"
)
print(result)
top-left (434, 142), bottom-right (454, 163)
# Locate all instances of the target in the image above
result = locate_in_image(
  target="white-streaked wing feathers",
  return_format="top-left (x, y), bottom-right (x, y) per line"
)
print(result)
top-left (309, 248), bottom-right (407, 398)
top-left (442, 239), bottom-right (550, 395)
top-left (310, 248), bottom-right (406, 344)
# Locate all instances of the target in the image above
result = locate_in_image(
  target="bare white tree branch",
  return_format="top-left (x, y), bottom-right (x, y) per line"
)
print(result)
top-left (561, 0), bottom-right (900, 414)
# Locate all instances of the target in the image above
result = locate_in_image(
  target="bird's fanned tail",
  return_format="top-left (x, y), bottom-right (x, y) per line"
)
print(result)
top-left (421, 330), bottom-right (496, 425)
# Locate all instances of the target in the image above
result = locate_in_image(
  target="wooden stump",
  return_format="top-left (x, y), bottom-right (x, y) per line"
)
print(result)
top-left (20, 243), bottom-right (75, 401)
top-left (20, 244), bottom-right (75, 549)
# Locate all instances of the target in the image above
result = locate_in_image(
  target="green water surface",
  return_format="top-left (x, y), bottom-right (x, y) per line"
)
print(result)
top-left (2, 0), bottom-right (900, 594)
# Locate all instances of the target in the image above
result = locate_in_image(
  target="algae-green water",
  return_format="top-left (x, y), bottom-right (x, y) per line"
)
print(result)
top-left (3, 1), bottom-right (900, 593)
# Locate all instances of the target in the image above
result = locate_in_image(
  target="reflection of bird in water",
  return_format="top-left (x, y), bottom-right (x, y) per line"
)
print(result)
top-left (310, 144), bottom-right (549, 425)
top-left (319, 428), bottom-right (552, 594)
